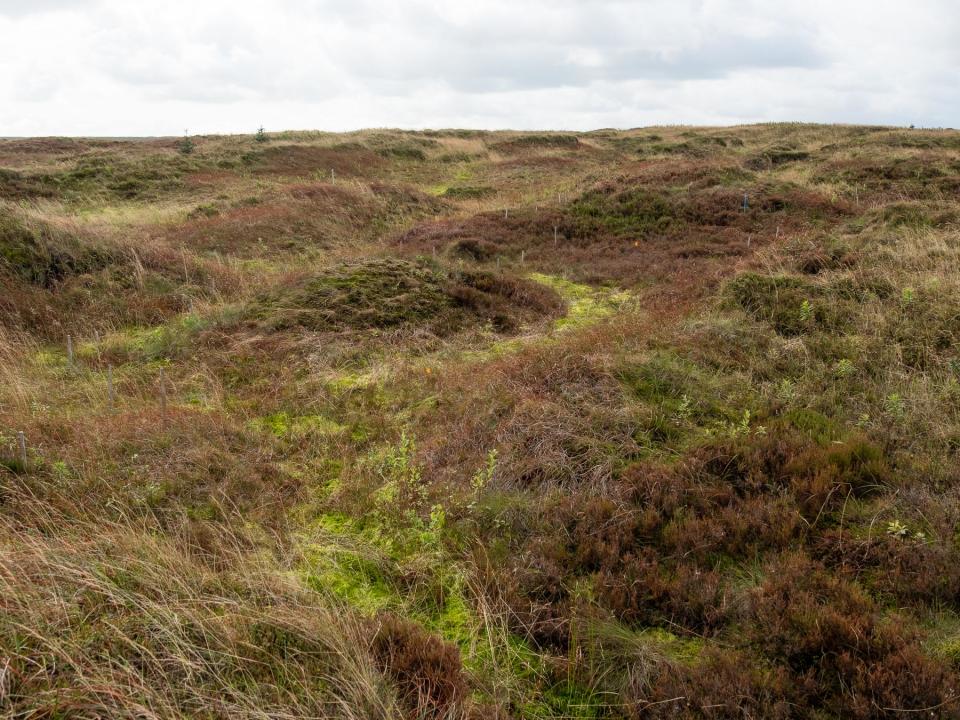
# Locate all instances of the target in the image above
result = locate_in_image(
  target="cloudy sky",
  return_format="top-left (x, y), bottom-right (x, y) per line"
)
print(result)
top-left (0, 0), bottom-right (957, 136)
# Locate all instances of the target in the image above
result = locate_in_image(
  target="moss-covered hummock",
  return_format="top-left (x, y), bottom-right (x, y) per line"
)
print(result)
top-left (0, 206), bottom-right (114, 286)
top-left (249, 257), bottom-right (564, 334)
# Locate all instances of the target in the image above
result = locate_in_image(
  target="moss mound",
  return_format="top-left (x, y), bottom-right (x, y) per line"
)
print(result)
top-left (0, 207), bottom-right (114, 286)
top-left (250, 258), bottom-right (564, 333)
top-left (441, 186), bottom-right (495, 200)
top-left (567, 186), bottom-right (678, 238)
top-left (745, 144), bottom-right (811, 170)
top-left (491, 134), bottom-right (581, 152)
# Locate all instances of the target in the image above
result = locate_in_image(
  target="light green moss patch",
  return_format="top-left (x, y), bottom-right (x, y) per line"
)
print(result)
top-left (528, 273), bottom-right (631, 331)
top-left (249, 412), bottom-right (346, 439)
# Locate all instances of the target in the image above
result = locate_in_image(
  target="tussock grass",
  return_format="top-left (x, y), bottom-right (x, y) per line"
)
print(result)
top-left (3, 123), bottom-right (960, 718)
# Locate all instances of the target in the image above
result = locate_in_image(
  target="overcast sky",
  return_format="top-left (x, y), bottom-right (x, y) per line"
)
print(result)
top-left (0, 0), bottom-right (957, 136)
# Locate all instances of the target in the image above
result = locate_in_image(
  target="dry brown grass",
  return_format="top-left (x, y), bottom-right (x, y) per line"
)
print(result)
top-left (3, 123), bottom-right (960, 718)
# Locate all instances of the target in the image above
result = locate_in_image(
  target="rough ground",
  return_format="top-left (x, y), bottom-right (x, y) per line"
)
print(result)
top-left (2, 124), bottom-right (960, 718)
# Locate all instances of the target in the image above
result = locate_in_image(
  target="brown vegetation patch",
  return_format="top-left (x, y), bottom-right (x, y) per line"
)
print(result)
top-left (371, 613), bottom-right (468, 718)
top-left (813, 155), bottom-right (960, 200)
top-left (248, 143), bottom-right (386, 177)
top-left (247, 257), bottom-right (564, 335)
top-left (395, 180), bottom-right (848, 289)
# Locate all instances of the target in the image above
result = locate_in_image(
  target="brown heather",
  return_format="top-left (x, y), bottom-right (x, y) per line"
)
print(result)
top-left (2, 124), bottom-right (960, 718)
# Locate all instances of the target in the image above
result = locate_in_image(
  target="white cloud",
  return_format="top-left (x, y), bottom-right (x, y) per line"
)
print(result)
top-left (0, 0), bottom-right (956, 135)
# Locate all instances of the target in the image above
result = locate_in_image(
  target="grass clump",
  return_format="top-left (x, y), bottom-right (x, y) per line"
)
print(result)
top-left (728, 272), bottom-right (825, 336)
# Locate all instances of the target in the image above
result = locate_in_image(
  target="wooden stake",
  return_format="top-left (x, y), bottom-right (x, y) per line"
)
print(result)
top-left (16, 431), bottom-right (26, 468)
top-left (520, 250), bottom-right (525, 265)
top-left (67, 334), bottom-right (74, 366)
top-left (159, 368), bottom-right (168, 418)
top-left (107, 365), bottom-right (115, 408)
top-left (554, 226), bottom-right (559, 245)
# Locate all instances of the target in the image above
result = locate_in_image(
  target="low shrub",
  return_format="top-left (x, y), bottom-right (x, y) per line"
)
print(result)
top-left (371, 613), bottom-right (468, 718)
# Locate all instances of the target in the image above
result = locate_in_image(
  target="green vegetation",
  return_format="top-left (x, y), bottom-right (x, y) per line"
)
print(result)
top-left (248, 257), bottom-right (564, 334)
top-left (0, 206), bottom-right (115, 285)
top-left (2, 124), bottom-right (960, 718)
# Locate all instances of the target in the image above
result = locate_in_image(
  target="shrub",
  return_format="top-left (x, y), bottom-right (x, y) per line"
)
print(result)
top-left (178, 132), bottom-right (195, 155)
top-left (747, 553), bottom-right (954, 718)
top-left (371, 613), bottom-right (468, 717)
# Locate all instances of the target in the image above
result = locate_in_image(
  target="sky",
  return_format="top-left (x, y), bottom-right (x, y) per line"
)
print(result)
top-left (0, 0), bottom-right (957, 136)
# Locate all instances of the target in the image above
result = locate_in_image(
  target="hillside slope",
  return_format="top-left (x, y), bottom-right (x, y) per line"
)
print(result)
top-left (2, 124), bottom-right (960, 718)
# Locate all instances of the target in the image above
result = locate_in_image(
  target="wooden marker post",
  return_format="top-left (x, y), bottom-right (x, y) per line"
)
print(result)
top-left (107, 365), bottom-right (115, 408)
top-left (159, 368), bottom-right (168, 419)
top-left (67, 335), bottom-right (74, 367)
top-left (16, 431), bottom-right (26, 468)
